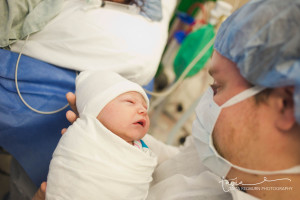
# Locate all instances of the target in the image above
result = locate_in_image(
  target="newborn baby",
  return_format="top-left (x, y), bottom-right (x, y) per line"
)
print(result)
top-left (46, 70), bottom-right (157, 200)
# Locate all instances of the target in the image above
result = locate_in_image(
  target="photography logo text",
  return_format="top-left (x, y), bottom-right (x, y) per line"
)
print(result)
top-left (219, 177), bottom-right (293, 192)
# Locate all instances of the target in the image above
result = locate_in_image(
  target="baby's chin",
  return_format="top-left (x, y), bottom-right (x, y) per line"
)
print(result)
top-left (131, 131), bottom-right (148, 142)
top-left (139, 132), bottom-right (147, 140)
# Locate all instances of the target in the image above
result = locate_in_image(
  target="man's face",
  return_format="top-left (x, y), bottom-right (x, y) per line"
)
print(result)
top-left (209, 51), bottom-right (264, 169)
top-left (97, 91), bottom-right (149, 144)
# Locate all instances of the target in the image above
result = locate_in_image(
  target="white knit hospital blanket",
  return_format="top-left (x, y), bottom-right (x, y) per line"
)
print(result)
top-left (46, 115), bottom-right (157, 200)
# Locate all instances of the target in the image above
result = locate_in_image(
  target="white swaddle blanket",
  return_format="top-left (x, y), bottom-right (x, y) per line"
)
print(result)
top-left (46, 71), bottom-right (157, 199)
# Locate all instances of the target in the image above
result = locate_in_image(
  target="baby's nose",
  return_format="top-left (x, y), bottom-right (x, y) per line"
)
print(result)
top-left (138, 106), bottom-right (147, 115)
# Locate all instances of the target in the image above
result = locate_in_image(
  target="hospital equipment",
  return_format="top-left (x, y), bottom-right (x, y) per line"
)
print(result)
top-left (161, 7), bottom-right (207, 84)
top-left (161, 31), bottom-right (186, 84)
top-left (167, 12), bottom-right (195, 44)
top-left (173, 23), bottom-right (214, 79)
top-left (172, 0), bottom-right (232, 79)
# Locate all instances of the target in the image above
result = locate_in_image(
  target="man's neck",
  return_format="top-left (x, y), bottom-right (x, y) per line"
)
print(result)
top-left (228, 170), bottom-right (300, 199)
top-left (246, 175), bottom-right (299, 199)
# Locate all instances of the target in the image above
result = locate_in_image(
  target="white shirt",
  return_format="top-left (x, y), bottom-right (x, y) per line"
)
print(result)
top-left (231, 189), bottom-right (260, 200)
top-left (143, 135), bottom-right (260, 200)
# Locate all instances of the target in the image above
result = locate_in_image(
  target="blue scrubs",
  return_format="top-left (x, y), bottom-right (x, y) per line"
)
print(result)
top-left (0, 49), bottom-right (76, 186)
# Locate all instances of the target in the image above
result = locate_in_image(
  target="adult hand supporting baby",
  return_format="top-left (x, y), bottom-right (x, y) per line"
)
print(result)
top-left (32, 182), bottom-right (47, 200)
top-left (33, 92), bottom-right (79, 200)
top-left (61, 92), bottom-right (79, 134)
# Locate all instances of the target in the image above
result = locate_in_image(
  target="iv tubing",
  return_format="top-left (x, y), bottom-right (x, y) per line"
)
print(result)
top-left (145, 36), bottom-right (215, 97)
top-left (166, 70), bottom-right (209, 144)
top-left (15, 35), bottom-right (69, 114)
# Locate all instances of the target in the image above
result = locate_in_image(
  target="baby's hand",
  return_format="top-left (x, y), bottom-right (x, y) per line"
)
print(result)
top-left (61, 92), bottom-right (79, 135)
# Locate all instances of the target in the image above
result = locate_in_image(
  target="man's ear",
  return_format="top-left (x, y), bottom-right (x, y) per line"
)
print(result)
top-left (275, 86), bottom-right (295, 131)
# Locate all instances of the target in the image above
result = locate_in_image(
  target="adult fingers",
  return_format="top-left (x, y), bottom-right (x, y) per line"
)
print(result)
top-left (66, 110), bottom-right (78, 124)
top-left (32, 182), bottom-right (47, 200)
top-left (66, 92), bottom-right (78, 115)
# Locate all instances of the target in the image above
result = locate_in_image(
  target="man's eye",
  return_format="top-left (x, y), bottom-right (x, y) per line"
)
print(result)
top-left (210, 84), bottom-right (220, 95)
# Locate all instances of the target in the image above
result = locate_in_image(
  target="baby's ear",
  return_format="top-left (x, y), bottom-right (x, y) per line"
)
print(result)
top-left (275, 87), bottom-right (295, 131)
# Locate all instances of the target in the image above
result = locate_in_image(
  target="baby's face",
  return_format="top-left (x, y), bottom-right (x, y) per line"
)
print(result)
top-left (97, 91), bottom-right (149, 144)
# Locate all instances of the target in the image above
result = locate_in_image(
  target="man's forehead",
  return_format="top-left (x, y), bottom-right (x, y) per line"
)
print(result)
top-left (208, 60), bottom-right (223, 78)
top-left (209, 51), bottom-right (223, 77)
top-left (209, 51), bottom-right (240, 77)
top-left (208, 66), bottom-right (218, 77)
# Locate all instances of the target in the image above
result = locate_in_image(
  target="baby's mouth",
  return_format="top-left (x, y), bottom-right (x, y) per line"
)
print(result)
top-left (134, 119), bottom-right (146, 127)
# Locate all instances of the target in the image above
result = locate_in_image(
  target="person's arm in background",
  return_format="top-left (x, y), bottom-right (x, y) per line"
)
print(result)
top-left (143, 134), bottom-right (179, 164)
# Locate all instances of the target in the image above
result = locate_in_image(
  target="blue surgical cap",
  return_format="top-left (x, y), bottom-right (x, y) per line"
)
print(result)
top-left (214, 0), bottom-right (300, 123)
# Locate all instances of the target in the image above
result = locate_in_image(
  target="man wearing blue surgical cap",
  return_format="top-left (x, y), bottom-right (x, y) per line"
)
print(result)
top-left (33, 0), bottom-right (300, 199)
top-left (196, 0), bottom-right (300, 198)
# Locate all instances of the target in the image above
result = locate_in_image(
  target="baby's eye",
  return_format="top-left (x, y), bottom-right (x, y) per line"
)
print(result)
top-left (126, 99), bottom-right (134, 104)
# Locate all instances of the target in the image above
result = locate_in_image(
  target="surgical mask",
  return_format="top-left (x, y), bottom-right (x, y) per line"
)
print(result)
top-left (192, 86), bottom-right (300, 177)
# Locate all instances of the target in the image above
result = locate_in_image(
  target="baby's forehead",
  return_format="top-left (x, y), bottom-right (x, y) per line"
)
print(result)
top-left (117, 91), bottom-right (146, 102)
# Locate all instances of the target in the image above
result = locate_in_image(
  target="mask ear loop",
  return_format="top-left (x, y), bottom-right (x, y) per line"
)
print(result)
top-left (15, 34), bottom-right (70, 114)
top-left (221, 85), bottom-right (266, 108)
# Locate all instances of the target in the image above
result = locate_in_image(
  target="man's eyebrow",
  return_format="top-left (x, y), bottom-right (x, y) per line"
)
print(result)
top-left (208, 68), bottom-right (216, 76)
